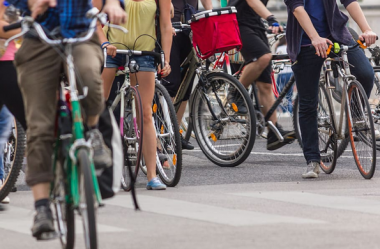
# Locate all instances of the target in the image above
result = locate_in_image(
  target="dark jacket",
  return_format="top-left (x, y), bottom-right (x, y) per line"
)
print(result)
top-left (284, 0), bottom-right (356, 62)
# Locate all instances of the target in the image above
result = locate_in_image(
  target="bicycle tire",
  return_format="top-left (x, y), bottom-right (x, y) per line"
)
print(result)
top-left (153, 84), bottom-right (182, 187)
top-left (0, 119), bottom-right (25, 201)
top-left (53, 161), bottom-right (75, 249)
top-left (370, 68), bottom-right (380, 151)
top-left (346, 80), bottom-right (376, 179)
top-left (121, 86), bottom-right (143, 191)
top-left (78, 149), bottom-right (97, 249)
top-left (191, 72), bottom-right (256, 167)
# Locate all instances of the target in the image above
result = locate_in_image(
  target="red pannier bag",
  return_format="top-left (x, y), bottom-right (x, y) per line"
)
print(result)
top-left (190, 7), bottom-right (242, 60)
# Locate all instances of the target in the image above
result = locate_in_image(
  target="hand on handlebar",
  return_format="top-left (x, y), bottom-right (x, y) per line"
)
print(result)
top-left (160, 61), bottom-right (171, 78)
top-left (105, 44), bottom-right (117, 58)
top-left (312, 36), bottom-right (333, 58)
top-left (31, 0), bottom-right (57, 19)
top-left (359, 30), bottom-right (377, 47)
top-left (102, 0), bottom-right (127, 24)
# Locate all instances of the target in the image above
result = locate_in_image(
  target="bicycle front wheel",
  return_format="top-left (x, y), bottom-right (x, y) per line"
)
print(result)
top-left (191, 72), bottom-right (256, 167)
top-left (346, 80), bottom-right (376, 179)
top-left (78, 149), bottom-right (97, 249)
top-left (153, 84), bottom-right (182, 187)
top-left (121, 86), bottom-right (143, 191)
top-left (0, 119), bottom-right (25, 201)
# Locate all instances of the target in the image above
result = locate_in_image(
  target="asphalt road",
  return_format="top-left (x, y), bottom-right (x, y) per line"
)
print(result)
top-left (1, 137), bottom-right (380, 249)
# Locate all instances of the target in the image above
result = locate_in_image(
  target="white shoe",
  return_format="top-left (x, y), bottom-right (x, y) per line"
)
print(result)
top-left (302, 162), bottom-right (320, 179)
top-left (1, 196), bottom-right (10, 204)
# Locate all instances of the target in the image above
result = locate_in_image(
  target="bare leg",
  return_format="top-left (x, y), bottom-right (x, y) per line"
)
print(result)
top-left (102, 68), bottom-right (118, 99)
top-left (130, 72), bottom-right (157, 181)
top-left (239, 53), bottom-right (272, 89)
top-left (176, 101), bottom-right (188, 125)
top-left (31, 183), bottom-right (50, 201)
top-left (256, 81), bottom-right (277, 124)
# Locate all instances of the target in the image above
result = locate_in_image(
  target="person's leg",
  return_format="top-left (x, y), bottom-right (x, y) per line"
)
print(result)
top-left (0, 61), bottom-right (27, 130)
top-left (292, 47), bottom-right (325, 177)
top-left (14, 38), bottom-right (62, 238)
top-left (73, 35), bottom-right (112, 169)
top-left (239, 53), bottom-right (272, 88)
top-left (102, 68), bottom-right (118, 99)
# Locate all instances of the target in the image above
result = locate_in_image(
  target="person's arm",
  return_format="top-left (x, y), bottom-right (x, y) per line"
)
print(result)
top-left (293, 6), bottom-right (332, 58)
top-left (245, 0), bottom-right (282, 34)
top-left (159, 0), bottom-right (173, 77)
top-left (200, 0), bottom-right (213, 10)
top-left (0, 1), bottom-right (21, 38)
top-left (103, 0), bottom-right (126, 24)
top-left (345, 1), bottom-right (377, 45)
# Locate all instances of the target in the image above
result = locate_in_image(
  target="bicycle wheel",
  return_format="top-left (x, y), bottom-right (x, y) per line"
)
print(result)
top-left (53, 160), bottom-right (75, 249)
top-left (78, 149), bottom-right (97, 249)
top-left (293, 84), bottom-right (339, 173)
top-left (369, 68), bottom-right (380, 150)
top-left (121, 86), bottom-right (143, 191)
top-left (346, 80), bottom-right (376, 179)
top-left (0, 119), bottom-right (25, 201)
top-left (153, 84), bottom-right (182, 187)
top-left (192, 72), bottom-right (256, 167)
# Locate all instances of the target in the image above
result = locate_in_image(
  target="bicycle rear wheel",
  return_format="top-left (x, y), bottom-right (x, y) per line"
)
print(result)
top-left (369, 68), bottom-right (380, 150)
top-left (78, 149), bottom-right (97, 249)
top-left (153, 84), bottom-right (182, 187)
top-left (0, 119), bottom-right (25, 201)
top-left (121, 86), bottom-right (143, 191)
top-left (192, 72), bottom-right (256, 167)
top-left (346, 80), bottom-right (376, 179)
top-left (293, 84), bottom-right (339, 173)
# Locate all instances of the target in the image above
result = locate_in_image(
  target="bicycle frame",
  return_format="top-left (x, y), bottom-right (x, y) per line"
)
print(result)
top-left (52, 44), bottom-right (102, 207)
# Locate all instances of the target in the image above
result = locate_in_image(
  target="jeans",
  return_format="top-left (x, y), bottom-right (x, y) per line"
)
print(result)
top-left (277, 72), bottom-right (294, 113)
top-left (292, 39), bottom-right (374, 164)
top-left (0, 106), bottom-right (13, 180)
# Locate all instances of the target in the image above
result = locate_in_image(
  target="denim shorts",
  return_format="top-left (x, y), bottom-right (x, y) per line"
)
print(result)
top-left (106, 54), bottom-right (156, 72)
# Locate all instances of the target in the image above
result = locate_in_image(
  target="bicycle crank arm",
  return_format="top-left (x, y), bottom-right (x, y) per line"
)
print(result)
top-left (267, 121), bottom-right (284, 142)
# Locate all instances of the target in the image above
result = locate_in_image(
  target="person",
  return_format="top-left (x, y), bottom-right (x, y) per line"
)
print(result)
top-left (99, 0), bottom-right (173, 190)
top-left (275, 37), bottom-right (294, 114)
top-left (284, 0), bottom-right (377, 178)
top-left (0, 106), bottom-right (12, 204)
top-left (228, 0), bottom-right (295, 151)
top-left (6, 0), bottom-right (127, 240)
top-left (162, 0), bottom-right (212, 150)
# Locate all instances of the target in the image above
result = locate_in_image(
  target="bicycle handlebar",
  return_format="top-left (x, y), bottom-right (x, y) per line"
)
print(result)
top-left (172, 22), bottom-right (191, 32)
top-left (3, 8), bottom-right (128, 47)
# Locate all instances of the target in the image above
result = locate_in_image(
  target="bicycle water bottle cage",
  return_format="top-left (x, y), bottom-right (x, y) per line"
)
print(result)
top-left (129, 60), bottom-right (139, 73)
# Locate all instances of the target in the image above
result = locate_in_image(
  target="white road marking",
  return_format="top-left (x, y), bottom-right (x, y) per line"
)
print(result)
top-left (0, 206), bottom-right (128, 235)
top-left (105, 194), bottom-right (326, 226)
top-left (233, 191), bottom-right (380, 215)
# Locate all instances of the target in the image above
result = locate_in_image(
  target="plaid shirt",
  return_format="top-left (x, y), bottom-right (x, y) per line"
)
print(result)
top-left (7, 0), bottom-right (121, 38)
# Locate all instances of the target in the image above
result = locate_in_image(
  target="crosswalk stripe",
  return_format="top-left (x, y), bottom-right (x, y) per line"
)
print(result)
top-left (232, 191), bottom-right (380, 215)
top-left (105, 194), bottom-right (326, 226)
top-left (0, 206), bottom-right (128, 235)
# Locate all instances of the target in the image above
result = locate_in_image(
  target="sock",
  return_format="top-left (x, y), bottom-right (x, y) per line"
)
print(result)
top-left (35, 198), bottom-right (49, 209)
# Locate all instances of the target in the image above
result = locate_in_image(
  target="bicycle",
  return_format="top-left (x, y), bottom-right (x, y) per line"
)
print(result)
top-left (4, 9), bottom-right (125, 248)
top-left (293, 41), bottom-right (377, 179)
top-left (106, 47), bottom-right (182, 188)
top-left (0, 118), bottom-right (25, 202)
top-left (172, 22), bottom-right (256, 167)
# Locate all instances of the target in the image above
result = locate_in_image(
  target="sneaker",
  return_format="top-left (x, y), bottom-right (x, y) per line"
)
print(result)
top-left (227, 88), bottom-right (248, 114)
top-left (146, 177), bottom-right (166, 190)
top-left (267, 124), bottom-right (296, 151)
top-left (1, 196), bottom-right (10, 204)
top-left (302, 161), bottom-right (320, 179)
top-left (181, 135), bottom-right (194, 150)
top-left (87, 129), bottom-right (113, 169)
top-left (31, 206), bottom-right (58, 240)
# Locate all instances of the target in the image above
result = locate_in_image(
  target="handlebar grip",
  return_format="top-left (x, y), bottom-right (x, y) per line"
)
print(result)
top-left (3, 21), bottom-right (22, 32)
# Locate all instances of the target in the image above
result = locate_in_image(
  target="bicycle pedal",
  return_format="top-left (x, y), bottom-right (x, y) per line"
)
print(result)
top-left (36, 231), bottom-right (59, 241)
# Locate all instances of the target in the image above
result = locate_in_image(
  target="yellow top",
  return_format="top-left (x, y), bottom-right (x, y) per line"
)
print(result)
top-left (105, 0), bottom-right (157, 51)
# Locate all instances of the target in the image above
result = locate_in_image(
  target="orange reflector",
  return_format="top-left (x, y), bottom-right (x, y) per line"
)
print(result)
top-left (161, 125), bottom-right (164, 134)
top-left (179, 129), bottom-right (183, 134)
top-left (210, 133), bottom-right (217, 142)
top-left (153, 104), bottom-right (157, 113)
top-left (231, 103), bottom-right (238, 112)
top-left (173, 154), bottom-right (177, 165)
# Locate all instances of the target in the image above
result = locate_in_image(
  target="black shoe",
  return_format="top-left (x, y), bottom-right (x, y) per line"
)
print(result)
top-left (227, 88), bottom-right (248, 114)
top-left (267, 124), bottom-right (296, 151)
top-left (31, 206), bottom-right (58, 240)
top-left (181, 135), bottom-right (194, 150)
